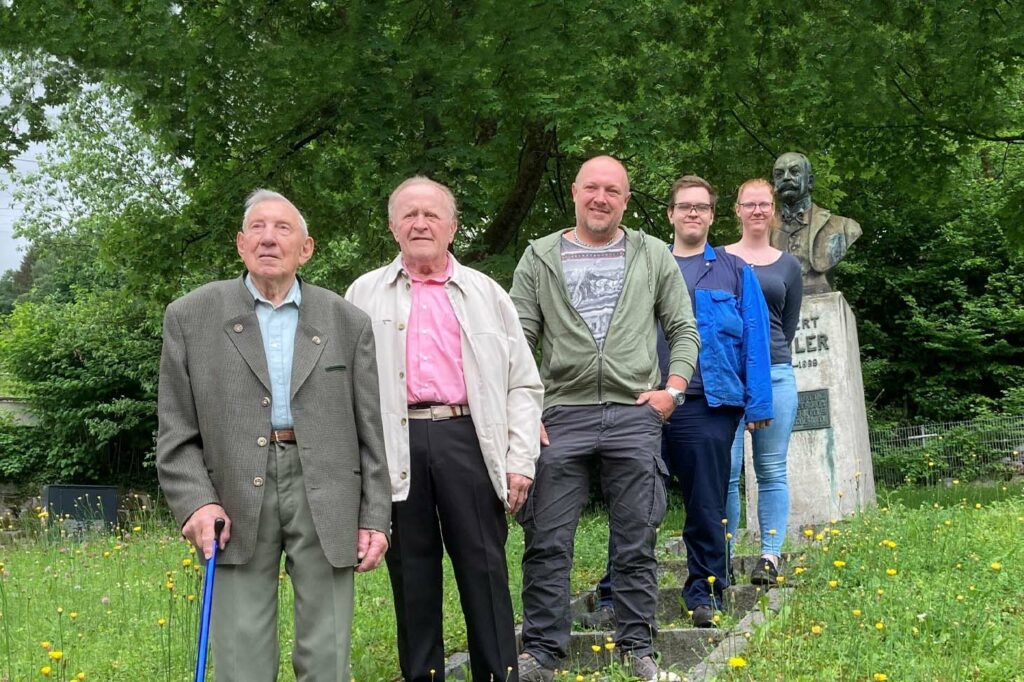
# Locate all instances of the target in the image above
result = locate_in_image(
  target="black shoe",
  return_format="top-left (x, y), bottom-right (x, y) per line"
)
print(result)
top-left (578, 604), bottom-right (616, 629)
top-left (750, 556), bottom-right (779, 586)
top-left (691, 604), bottom-right (717, 628)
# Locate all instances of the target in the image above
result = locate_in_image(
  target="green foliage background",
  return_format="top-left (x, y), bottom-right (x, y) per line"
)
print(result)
top-left (0, 1), bottom-right (1022, 483)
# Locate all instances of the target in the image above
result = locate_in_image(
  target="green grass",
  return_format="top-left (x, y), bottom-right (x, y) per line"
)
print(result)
top-left (4, 484), bottom-right (1020, 680)
top-left (0, 501), bottom-right (675, 681)
top-left (719, 485), bottom-right (1024, 681)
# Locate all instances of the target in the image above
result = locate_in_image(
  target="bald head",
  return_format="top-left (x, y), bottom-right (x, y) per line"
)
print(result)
top-left (575, 155), bottom-right (630, 192)
top-left (571, 155), bottom-right (631, 240)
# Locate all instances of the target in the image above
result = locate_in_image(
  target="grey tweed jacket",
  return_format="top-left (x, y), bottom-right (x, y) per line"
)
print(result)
top-left (156, 275), bottom-right (391, 566)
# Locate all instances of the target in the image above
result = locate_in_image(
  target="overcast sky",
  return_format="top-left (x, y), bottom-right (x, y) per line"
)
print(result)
top-left (0, 153), bottom-right (37, 275)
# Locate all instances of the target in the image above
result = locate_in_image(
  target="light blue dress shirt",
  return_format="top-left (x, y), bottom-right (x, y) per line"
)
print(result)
top-left (245, 274), bottom-right (301, 429)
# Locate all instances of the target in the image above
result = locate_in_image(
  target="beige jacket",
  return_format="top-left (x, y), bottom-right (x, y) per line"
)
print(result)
top-left (346, 255), bottom-right (543, 505)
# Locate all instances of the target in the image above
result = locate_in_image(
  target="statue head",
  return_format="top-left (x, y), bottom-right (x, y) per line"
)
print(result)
top-left (772, 152), bottom-right (814, 205)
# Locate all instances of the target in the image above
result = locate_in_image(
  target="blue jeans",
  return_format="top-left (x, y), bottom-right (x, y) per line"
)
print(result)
top-left (727, 363), bottom-right (797, 556)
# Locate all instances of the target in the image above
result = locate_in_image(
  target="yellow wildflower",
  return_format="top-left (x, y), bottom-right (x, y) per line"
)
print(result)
top-left (833, 560), bottom-right (846, 568)
top-left (873, 674), bottom-right (888, 681)
top-left (40, 666), bottom-right (51, 676)
top-left (991, 562), bottom-right (1002, 571)
top-left (811, 625), bottom-right (822, 635)
top-left (875, 621), bottom-right (884, 631)
top-left (851, 609), bottom-right (862, 617)
top-left (591, 645), bottom-right (601, 653)
top-left (48, 651), bottom-right (63, 661)
top-left (886, 568), bottom-right (897, 577)
top-left (727, 656), bottom-right (747, 668)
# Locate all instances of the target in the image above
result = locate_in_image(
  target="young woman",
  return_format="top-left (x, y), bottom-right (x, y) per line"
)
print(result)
top-left (724, 178), bottom-right (803, 584)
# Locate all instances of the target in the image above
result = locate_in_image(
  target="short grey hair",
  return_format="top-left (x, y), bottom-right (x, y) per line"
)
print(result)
top-left (387, 176), bottom-right (458, 224)
top-left (242, 189), bottom-right (308, 235)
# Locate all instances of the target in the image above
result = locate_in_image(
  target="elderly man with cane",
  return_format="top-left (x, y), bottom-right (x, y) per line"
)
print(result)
top-left (157, 189), bottom-right (391, 681)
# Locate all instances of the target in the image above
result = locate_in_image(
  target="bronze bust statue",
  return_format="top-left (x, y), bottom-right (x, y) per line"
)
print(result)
top-left (770, 152), bottom-right (862, 295)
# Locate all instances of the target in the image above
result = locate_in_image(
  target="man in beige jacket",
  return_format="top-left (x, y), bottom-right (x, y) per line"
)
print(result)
top-left (347, 176), bottom-right (543, 682)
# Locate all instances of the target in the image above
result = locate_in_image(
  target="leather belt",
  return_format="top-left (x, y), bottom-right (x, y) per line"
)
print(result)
top-left (406, 404), bottom-right (471, 421)
top-left (270, 429), bottom-right (297, 443)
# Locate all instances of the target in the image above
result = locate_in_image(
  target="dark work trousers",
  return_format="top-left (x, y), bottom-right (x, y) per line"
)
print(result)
top-left (518, 403), bottom-right (667, 669)
top-left (386, 416), bottom-right (519, 682)
top-left (596, 397), bottom-right (743, 611)
top-left (664, 395), bottom-right (744, 609)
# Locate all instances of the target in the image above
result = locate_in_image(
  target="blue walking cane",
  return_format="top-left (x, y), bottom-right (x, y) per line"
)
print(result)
top-left (194, 517), bottom-right (225, 682)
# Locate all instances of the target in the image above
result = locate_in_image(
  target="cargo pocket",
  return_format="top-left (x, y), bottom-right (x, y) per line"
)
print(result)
top-left (648, 458), bottom-right (669, 527)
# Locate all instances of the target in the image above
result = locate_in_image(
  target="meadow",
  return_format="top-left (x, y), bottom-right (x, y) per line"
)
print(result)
top-left (0, 482), bottom-right (1021, 681)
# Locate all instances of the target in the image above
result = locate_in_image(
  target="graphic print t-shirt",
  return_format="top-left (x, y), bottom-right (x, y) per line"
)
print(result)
top-left (560, 232), bottom-right (626, 348)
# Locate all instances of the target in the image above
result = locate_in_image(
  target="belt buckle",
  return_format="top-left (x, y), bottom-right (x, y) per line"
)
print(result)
top-left (430, 405), bottom-right (455, 421)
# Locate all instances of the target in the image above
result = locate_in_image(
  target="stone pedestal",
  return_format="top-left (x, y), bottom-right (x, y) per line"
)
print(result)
top-left (743, 291), bottom-right (876, 538)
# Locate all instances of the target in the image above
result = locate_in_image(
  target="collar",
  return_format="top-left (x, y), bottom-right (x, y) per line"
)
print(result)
top-left (383, 253), bottom-right (465, 291)
top-left (780, 199), bottom-right (811, 227)
top-left (244, 274), bottom-right (302, 309)
top-left (666, 241), bottom-right (716, 262)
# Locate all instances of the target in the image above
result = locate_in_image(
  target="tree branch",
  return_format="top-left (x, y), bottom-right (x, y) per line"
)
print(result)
top-left (466, 121), bottom-right (556, 261)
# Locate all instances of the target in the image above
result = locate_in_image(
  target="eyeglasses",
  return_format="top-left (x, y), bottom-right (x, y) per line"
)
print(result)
top-left (738, 202), bottom-right (774, 213)
top-left (671, 202), bottom-right (713, 215)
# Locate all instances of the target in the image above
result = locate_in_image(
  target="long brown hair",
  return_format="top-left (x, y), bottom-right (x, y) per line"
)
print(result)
top-left (735, 178), bottom-right (780, 237)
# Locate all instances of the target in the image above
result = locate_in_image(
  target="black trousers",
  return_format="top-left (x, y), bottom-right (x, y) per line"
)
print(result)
top-left (386, 416), bottom-right (519, 682)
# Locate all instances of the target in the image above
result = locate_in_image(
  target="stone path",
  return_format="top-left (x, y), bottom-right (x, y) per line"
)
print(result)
top-left (442, 539), bottom-right (793, 680)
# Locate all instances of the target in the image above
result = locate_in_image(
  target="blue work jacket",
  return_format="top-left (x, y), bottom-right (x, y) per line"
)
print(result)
top-left (659, 243), bottom-right (773, 423)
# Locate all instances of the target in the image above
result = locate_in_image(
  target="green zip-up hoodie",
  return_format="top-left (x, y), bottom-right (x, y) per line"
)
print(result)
top-left (510, 226), bottom-right (700, 408)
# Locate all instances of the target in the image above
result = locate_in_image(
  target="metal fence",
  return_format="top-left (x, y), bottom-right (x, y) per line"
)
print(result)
top-left (869, 414), bottom-right (1024, 488)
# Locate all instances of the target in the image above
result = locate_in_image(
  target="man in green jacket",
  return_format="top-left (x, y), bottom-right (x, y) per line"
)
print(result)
top-left (511, 156), bottom-right (700, 682)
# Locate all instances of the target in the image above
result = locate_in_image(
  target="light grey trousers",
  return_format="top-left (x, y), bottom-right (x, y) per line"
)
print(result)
top-left (211, 441), bottom-right (355, 681)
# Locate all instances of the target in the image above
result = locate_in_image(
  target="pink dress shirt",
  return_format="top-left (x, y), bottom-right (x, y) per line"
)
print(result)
top-left (405, 257), bottom-right (469, 405)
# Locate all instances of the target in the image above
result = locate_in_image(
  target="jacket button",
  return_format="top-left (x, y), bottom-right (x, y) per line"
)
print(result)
top-left (312, 336), bottom-right (322, 345)
top-left (399, 371), bottom-right (405, 379)
top-left (257, 436), bottom-right (268, 447)
top-left (400, 471), bottom-right (407, 480)
top-left (400, 418), bottom-right (407, 426)
top-left (261, 396), bottom-right (270, 407)
top-left (398, 323), bottom-right (406, 331)
top-left (233, 323), bottom-right (244, 333)
top-left (253, 476), bottom-right (264, 487)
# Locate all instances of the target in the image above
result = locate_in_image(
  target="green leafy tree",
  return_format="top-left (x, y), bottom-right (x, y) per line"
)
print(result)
top-left (1, 2), bottom-right (1024, 482)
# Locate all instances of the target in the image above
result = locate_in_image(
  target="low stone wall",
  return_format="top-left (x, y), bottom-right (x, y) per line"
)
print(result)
top-left (0, 397), bottom-right (35, 424)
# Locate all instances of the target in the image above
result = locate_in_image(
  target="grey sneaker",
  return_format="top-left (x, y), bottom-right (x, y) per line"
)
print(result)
top-left (517, 652), bottom-right (554, 682)
top-left (623, 653), bottom-right (681, 682)
top-left (577, 605), bottom-right (616, 629)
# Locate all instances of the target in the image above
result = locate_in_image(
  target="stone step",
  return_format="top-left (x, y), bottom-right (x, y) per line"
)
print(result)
top-left (443, 554), bottom-right (792, 680)
top-left (575, 584), bottom-right (766, 630)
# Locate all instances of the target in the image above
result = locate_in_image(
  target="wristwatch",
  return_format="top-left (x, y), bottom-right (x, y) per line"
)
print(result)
top-left (666, 386), bottom-right (686, 406)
